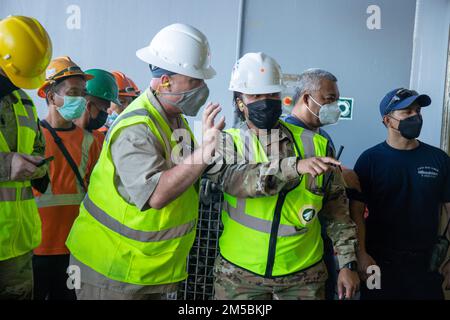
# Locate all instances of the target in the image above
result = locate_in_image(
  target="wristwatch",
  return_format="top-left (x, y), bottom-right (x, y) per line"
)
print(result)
top-left (341, 261), bottom-right (357, 271)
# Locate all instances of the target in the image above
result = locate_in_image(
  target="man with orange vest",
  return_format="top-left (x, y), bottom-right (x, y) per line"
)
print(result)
top-left (33, 56), bottom-right (102, 300)
top-left (99, 71), bottom-right (140, 134)
top-left (0, 15), bottom-right (52, 300)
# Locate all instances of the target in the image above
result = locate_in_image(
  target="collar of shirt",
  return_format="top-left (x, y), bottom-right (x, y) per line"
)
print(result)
top-left (0, 75), bottom-right (19, 100)
top-left (283, 115), bottom-right (335, 151)
top-left (146, 88), bottom-right (186, 131)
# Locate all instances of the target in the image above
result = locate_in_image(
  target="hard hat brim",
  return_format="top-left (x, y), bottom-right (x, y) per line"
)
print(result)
top-left (136, 47), bottom-right (216, 80)
top-left (119, 91), bottom-right (139, 98)
top-left (5, 69), bottom-right (46, 90)
top-left (37, 73), bottom-right (95, 98)
top-left (228, 84), bottom-right (285, 95)
top-left (89, 94), bottom-right (121, 106)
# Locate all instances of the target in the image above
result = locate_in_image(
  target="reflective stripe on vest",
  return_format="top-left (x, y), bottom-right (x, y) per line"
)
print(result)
top-left (220, 122), bottom-right (327, 276)
top-left (36, 193), bottom-right (85, 207)
top-left (0, 89), bottom-right (41, 260)
top-left (223, 198), bottom-right (307, 237)
top-left (105, 108), bottom-right (173, 160)
top-left (66, 91), bottom-right (199, 285)
top-left (17, 102), bottom-right (38, 132)
top-left (105, 109), bottom-right (149, 143)
top-left (35, 130), bottom-right (94, 208)
top-left (222, 127), bottom-right (319, 237)
top-left (297, 129), bottom-right (321, 191)
top-left (83, 194), bottom-right (196, 242)
top-left (15, 90), bottom-right (38, 132)
top-left (0, 186), bottom-right (34, 202)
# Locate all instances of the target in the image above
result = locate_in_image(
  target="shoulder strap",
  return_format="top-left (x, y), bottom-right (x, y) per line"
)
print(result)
top-left (40, 120), bottom-right (87, 193)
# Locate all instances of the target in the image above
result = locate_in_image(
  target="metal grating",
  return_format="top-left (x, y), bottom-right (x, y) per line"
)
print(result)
top-left (178, 178), bottom-right (223, 300)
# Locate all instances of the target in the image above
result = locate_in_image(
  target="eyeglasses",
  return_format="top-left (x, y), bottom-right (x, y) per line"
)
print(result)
top-left (385, 88), bottom-right (418, 114)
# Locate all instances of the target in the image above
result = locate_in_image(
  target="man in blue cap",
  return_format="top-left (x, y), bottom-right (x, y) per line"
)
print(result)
top-left (349, 88), bottom-right (450, 299)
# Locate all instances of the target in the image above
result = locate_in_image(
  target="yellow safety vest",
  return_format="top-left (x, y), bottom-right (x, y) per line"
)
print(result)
top-left (66, 90), bottom-right (199, 285)
top-left (0, 90), bottom-right (41, 261)
top-left (220, 120), bottom-right (329, 277)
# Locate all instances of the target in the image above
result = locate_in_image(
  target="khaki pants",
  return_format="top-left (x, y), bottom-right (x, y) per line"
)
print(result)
top-left (76, 282), bottom-right (164, 300)
top-left (214, 255), bottom-right (328, 300)
top-left (0, 251), bottom-right (33, 300)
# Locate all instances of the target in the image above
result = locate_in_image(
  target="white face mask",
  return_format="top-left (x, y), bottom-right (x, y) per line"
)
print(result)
top-left (306, 95), bottom-right (341, 126)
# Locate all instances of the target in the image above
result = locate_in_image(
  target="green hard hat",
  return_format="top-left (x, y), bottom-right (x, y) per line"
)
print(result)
top-left (85, 69), bottom-right (121, 105)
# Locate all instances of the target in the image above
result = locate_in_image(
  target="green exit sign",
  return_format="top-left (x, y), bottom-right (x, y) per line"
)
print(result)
top-left (338, 97), bottom-right (354, 120)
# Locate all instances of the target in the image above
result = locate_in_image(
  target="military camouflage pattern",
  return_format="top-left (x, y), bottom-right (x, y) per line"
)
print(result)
top-left (213, 255), bottom-right (328, 300)
top-left (207, 122), bottom-right (299, 198)
top-left (319, 168), bottom-right (359, 268)
top-left (206, 121), bottom-right (358, 269)
top-left (0, 252), bottom-right (33, 300)
top-left (0, 90), bottom-right (47, 182)
top-left (0, 94), bottom-right (18, 152)
top-left (75, 282), bottom-right (166, 300)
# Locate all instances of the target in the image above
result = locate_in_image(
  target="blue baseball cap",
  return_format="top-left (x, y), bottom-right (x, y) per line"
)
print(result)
top-left (379, 88), bottom-right (431, 116)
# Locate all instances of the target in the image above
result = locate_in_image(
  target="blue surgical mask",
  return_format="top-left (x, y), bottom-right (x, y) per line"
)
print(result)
top-left (307, 95), bottom-right (341, 126)
top-left (55, 95), bottom-right (87, 120)
top-left (105, 111), bottom-right (119, 128)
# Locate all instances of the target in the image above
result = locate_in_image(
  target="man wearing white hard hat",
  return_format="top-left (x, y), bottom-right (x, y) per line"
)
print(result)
top-left (206, 52), bottom-right (359, 300)
top-left (66, 23), bottom-right (225, 300)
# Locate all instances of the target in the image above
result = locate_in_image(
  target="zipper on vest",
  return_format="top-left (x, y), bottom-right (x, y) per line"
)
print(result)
top-left (264, 190), bottom-right (287, 278)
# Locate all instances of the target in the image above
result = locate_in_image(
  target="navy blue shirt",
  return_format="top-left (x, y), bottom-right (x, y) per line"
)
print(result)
top-left (353, 141), bottom-right (450, 253)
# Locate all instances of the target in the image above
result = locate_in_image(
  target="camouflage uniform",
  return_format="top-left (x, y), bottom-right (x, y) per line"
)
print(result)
top-left (0, 252), bottom-right (33, 300)
top-left (214, 255), bottom-right (328, 300)
top-left (0, 76), bottom-right (47, 300)
top-left (206, 121), bottom-right (357, 300)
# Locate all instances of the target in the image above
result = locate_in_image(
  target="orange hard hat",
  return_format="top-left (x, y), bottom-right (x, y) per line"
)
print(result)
top-left (111, 71), bottom-right (140, 97)
top-left (37, 56), bottom-right (94, 98)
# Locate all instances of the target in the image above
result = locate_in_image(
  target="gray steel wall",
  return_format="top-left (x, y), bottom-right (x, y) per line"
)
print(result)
top-left (410, 0), bottom-right (450, 151)
top-left (3, 0), bottom-right (446, 166)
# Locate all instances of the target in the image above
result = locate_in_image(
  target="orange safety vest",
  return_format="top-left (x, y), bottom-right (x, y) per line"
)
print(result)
top-left (33, 125), bottom-right (101, 255)
top-left (92, 129), bottom-right (105, 150)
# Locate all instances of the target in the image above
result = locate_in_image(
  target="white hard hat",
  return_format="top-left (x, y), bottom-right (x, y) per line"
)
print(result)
top-left (136, 23), bottom-right (216, 80)
top-left (229, 52), bottom-right (284, 94)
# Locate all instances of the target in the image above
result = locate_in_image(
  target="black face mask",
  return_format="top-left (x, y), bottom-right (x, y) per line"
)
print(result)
top-left (246, 99), bottom-right (282, 130)
top-left (87, 110), bottom-right (108, 131)
top-left (394, 114), bottom-right (423, 140)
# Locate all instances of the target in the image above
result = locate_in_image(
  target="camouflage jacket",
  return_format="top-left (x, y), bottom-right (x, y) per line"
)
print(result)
top-left (206, 121), bottom-right (358, 268)
top-left (0, 75), bottom-right (46, 182)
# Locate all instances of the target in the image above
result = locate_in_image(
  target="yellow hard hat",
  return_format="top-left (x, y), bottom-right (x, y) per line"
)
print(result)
top-left (0, 16), bottom-right (52, 89)
top-left (38, 56), bottom-right (94, 98)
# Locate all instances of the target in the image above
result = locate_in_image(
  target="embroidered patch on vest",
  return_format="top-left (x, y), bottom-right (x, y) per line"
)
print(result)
top-left (299, 206), bottom-right (317, 225)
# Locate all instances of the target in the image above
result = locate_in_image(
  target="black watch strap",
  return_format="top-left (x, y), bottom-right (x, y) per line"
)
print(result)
top-left (341, 261), bottom-right (357, 271)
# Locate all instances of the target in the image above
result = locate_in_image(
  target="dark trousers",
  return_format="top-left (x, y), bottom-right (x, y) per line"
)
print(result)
top-left (360, 251), bottom-right (444, 300)
top-left (32, 254), bottom-right (76, 300)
